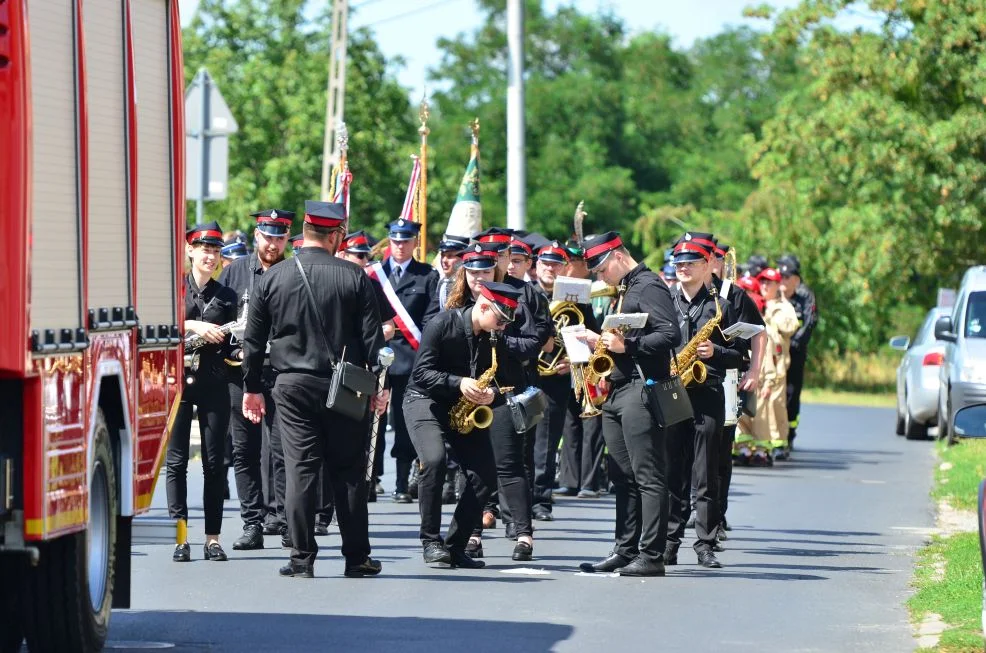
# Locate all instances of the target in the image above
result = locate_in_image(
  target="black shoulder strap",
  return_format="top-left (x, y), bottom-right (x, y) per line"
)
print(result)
top-left (293, 255), bottom-right (338, 367)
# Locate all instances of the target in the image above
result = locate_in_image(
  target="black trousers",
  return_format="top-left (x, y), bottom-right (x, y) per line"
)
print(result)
top-left (601, 380), bottom-right (669, 564)
top-left (167, 374), bottom-right (230, 535)
top-left (403, 393), bottom-right (497, 549)
top-left (532, 374), bottom-right (572, 513)
top-left (388, 375), bottom-right (417, 491)
top-left (667, 384), bottom-right (724, 553)
top-left (227, 379), bottom-right (269, 527)
top-left (718, 424), bottom-right (737, 522)
top-left (558, 393), bottom-right (605, 492)
top-left (272, 373), bottom-right (371, 567)
top-left (317, 459), bottom-right (334, 525)
top-left (482, 404), bottom-right (535, 537)
top-left (787, 349), bottom-right (807, 428)
top-left (260, 392), bottom-right (286, 529)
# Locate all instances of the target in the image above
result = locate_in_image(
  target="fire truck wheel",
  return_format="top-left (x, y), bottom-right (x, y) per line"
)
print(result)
top-left (23, 409), bottom-right (117, 653)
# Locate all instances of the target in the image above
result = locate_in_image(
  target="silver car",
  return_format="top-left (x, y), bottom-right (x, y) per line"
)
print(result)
top-left (890, 307), bottom-right (948, 439)
top-left (935, 266), bottom-right (986, 441)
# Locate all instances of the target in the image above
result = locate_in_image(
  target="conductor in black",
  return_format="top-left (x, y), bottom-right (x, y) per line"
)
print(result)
top-left (403, 281), bottom-right (522, 569)
top-left (579, 231), bottom-right (681, 577)
top-left (241, 200), bottom-right (388, 579)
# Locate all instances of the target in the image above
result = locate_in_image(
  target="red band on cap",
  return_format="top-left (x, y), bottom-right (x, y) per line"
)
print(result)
top-left (510, 239), bottom-right (532, 255)
top-left (463, 250), bottom-right (497, 262)
top-left (258, 216), bottom-right (292, 226)
top-left (479, 234), bottom-right (511, 244)
top-left (673, 242), bottom-right (712, 259)
top-left (304, 214), bottom-right (344, 228)
top-left (758, 268), bottom-right (781, 282)
top-left (585, 236), bottom-right (623, 259)
top-left (539, 246), bottom-right (570, 261)
top-left (482, 287), bottom-right (519, 309)
top-left (188, 229), bottom-right (222, 243)
top-left (714, 246), bottom-right (725, 257)
top-left (345, 235), bottom-right (369, 249)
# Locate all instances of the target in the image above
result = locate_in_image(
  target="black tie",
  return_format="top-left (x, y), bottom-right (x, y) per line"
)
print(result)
top-left (391, 265), bottom-right (402, 286)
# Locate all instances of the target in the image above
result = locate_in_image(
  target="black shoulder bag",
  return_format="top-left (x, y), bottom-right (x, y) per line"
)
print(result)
top-left (294, 256), bottom-right (378, 421)
top-left (635, 351), bottom-right (693, 429)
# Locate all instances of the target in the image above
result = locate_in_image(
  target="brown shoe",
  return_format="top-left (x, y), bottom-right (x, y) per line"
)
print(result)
top-left (482, 511), bottom-right (496, 530)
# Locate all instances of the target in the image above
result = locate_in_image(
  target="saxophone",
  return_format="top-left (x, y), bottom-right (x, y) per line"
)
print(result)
top-left (449, 331), bottom-right (499, 434)
top-left (672, 286), bottom-right (723, 387)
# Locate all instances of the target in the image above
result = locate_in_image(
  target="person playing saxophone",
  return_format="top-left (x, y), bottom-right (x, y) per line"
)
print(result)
top-left (664, 232), bottom-right (745, 569)
top-left (403, 281), bottom-right (523, 569)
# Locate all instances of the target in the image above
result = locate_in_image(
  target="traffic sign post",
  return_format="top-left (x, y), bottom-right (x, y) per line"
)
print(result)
top-left (185, 68), bottom-right (238, 221)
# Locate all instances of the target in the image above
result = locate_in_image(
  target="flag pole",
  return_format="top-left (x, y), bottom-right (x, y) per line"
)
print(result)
top-left (416, 97), bottom-right (430, 262)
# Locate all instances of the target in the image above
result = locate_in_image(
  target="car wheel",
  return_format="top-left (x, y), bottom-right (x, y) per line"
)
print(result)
top-left (937, 390), bottom-right (950, 441)
top-left (904, 403), bottom-right (929, 440)
top-left (895, 396), bottom-right (905, 436)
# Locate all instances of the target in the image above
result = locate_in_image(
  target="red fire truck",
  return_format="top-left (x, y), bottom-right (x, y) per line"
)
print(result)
top-left (0, 1), bottom-right (185, 650)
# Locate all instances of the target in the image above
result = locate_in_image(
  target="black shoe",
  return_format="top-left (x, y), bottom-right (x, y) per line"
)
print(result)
top-left (367, 489), bottom-right (377, 503)
top-left (552, 486), bottom-right (577, 496)
top-left (512, 541), bottom-right (533, 562)
top-left (279, 562), bottom-right (314, 578)
top-left (172, 543), bottom-right (191, 562)
top-left (697, 550), bottom-right (722, 568)
top-left (712, 540), bottom-right (725, 553)
top-left (374, 479), bottom-right (385, 495)
top-left (664, 543), bottom-right (680, 566)
top-left (717, 525), bottom-right (729, 541)
top-left (315, 523), bottom-right (330, 537)
top-left (504, 522), bottom-right (518, 540)
top-left (345, 557), bottom-right (382, 578)
top-left (392, 491), bottom-right (413, 504)
top-left (532, 509), bottom-right (554, 522)
top-left (232, 524), bottom-right (264, 550)
top-left (618, 556), bottom-right (665, 577)
top-left (423, 541), bottom-right (452, 565)
top-left (280, 528), bottom-right (292, 549)
top-left (448, 547), bottom-right (486, 569)
top-left (685, 511), bottom-right (696, 529)
top-left (465, 539), bottom-right (484, 559)
top-left (722, 518), bottom-right (732, 532)
top-left (578, 552), bottom-right (632, 573)
top-left (203, 542), bottom-right (228, 561)
top-left (262, 522), bottom-right (280, 536)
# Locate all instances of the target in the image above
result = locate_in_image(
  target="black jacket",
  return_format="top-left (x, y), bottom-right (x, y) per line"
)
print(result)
top-left (669, 282), bottom-right (745, 383)
top-left (409, 306), bottom-right (515, 409)
top-left (610, 263), bottom-right (681, 383)
top-left (380, 258), bottom-right (440, 376)
top-left (184, 273), bottom-right (238, 375)
top-left (789, 283), bottom-right (818, 354)
top-left (241, 248), bottom-right (384, 393)
top-left (713, 274), bottom-right (765, 372)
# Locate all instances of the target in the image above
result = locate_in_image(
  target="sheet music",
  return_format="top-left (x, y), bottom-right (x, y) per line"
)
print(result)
top-left (552, 276), bottom-right (592, 304)
top-left (559, 325), bottom-right (592, 363)
top-left (720, 322), bottom-right (765, 339)
top-left (601, 313), bottom-right (649, 330)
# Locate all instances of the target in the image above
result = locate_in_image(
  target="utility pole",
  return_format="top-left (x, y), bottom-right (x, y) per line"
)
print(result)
top-left (321, 0), bottom-right (350, 201)
top-left (506, 0), bottom-right (526, 231)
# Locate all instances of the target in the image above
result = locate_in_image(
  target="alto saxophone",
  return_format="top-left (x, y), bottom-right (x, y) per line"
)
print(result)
top-left (449, 331), bottom-right (499, 434)
top-left (672, 286), bottom-right (723, 387)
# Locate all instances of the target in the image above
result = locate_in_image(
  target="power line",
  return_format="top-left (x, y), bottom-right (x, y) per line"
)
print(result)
top-left (359, 0), bottom-right (465, 28)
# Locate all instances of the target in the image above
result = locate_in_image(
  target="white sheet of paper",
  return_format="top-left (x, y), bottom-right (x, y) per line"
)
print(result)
top-left (601, 312), bottom-right (649, 330)
top-left (559, 325), bottom-right (592, 363)
top-left (552, 276), bottom-right (592, 304)
top-left (720, 321), bottom-right (765, 339)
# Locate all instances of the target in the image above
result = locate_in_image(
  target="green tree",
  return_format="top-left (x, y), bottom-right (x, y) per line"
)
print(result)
top-left (182, 0), bottom-right (416, 236)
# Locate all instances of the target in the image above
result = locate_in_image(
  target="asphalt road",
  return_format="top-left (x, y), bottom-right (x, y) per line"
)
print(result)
top-left (109, 404), bottom-right (936, 652)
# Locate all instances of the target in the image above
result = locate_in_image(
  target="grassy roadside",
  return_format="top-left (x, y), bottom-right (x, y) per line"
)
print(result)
top-left (909, 439), bottom-right (986, 652)
top-left (801, 387), bottom-right (895, 408)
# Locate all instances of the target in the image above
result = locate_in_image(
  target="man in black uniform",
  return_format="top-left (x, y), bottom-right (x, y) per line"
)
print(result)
top-left (405, 281), bottom-right (524, 568)
top-left (664, 233), bottom-right (744, 569)
top-left (556, 241), bottom-right (605, 498)
top-left (437, 234), bottom-right (469, 309)
top-left (241, 200), bottom-right (387, 578)
top-left (378, 219), bottom-right (440, 503)
top-left (579, 232), bottom-right (680, 577)
top-left (219, 209), bottom-right (292, 550)
top-left (778, 254), bottom-right (817, 446)
top-left (531, 241), bottom-right (595, 519)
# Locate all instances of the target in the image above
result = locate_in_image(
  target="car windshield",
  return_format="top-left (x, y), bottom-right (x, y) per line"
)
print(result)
top-left (966, 291), bottom-right (986, 339)
top-left (914, 311), bottom-right (941, 345)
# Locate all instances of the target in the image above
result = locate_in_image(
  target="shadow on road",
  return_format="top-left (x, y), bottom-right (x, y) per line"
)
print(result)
top-left (109, 611), bottom-right (574, 652)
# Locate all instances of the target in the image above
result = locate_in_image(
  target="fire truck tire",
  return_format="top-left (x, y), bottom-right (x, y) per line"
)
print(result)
top-left (23, 410), bottom-right (117, 653)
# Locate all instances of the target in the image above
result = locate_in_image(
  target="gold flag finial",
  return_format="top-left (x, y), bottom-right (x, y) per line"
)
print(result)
top-left (418, 96), bottom-right (430, 137)
top-left (470, 117), bottom-right (480, 142)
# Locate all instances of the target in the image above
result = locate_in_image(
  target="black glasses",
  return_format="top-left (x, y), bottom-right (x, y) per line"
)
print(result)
top-left (495, 317), bottom-right (509, 327)
top-left (351, 253), bottom-right (369, 260)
